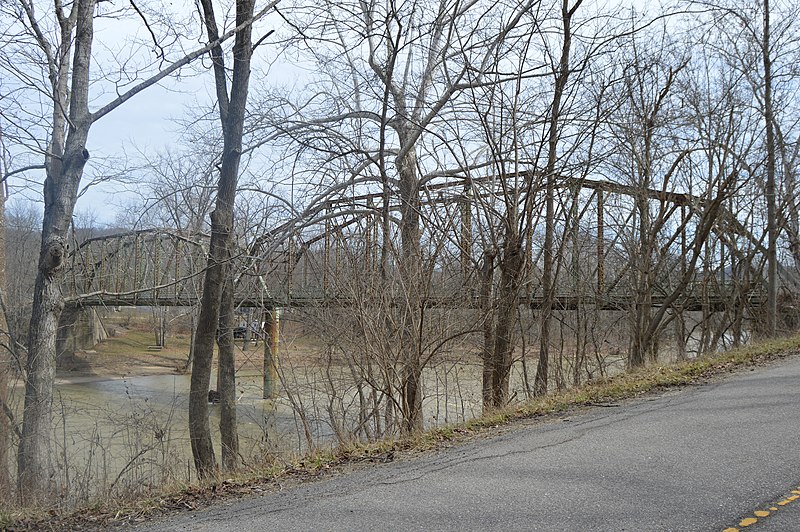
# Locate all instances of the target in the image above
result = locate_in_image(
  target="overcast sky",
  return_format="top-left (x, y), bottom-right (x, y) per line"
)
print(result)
top-left (5, 0), bottom-right (654, 226)
top-left (5, 3), bottom-right (288, 226)
top-left (77, 77), bottom-right (210, 225)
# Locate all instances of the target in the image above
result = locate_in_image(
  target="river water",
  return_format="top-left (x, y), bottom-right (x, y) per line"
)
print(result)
top-left (17, 334), bottom-right (637, 505)
top-left (31, 360), bottom-right (488, 503)
top-left (22, 371), bottom-right (317, 503)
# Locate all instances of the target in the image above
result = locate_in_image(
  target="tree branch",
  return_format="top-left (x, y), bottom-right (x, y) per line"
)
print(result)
top-left (90, 0), bottom-right (280, 124)
top-left (128, 0), bottom-right (166, 62)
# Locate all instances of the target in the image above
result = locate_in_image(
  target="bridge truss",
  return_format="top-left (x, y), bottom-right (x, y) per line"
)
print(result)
top-left (63, 173), bottom-right (767, 315)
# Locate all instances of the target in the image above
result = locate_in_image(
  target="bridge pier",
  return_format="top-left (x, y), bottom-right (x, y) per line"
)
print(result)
top-left (57, 307), bottom-right (108, 365)
top-left (262, 308), bottom-right (280, 399)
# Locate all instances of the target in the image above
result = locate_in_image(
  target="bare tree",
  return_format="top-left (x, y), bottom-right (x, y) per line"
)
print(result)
top-left (189, 0), bottom-right (279, 476)
top-left (0, 0), bottom-right (274, 500)
top-left (462, 0), bottom-right (618, 404)
top-left (534, 0), bottom-right (585, 397)
top-left (130, 147), bottom-right (218, 234)
top-left (257, 0), bottom-right (552, 431)
top-left (694, 0), bottom-right (800, 334)
top-left (0, 142), bottom-right (14, 497)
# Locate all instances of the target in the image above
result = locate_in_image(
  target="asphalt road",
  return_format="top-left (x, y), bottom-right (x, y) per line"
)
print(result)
top-left (142, 356), bottom-right (800, 532)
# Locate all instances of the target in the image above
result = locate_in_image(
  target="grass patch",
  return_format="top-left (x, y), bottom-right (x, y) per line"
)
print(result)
top-left (95, 329), bottom-right (190, 357)
top-left (9, 333), bottom-right (800, 529)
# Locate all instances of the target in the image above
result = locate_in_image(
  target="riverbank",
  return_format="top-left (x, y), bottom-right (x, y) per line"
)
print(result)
top-left (57, 324), bottom-right (190, 378)
top-left (6, 333), bottom-right (800, 530)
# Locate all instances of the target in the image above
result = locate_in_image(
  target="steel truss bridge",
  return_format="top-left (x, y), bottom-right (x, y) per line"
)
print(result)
top-left (63, 174), bottom-right (767, 314)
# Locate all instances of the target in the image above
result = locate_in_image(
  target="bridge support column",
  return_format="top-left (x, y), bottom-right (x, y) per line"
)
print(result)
top-left (366, 197), bottom-right (374, 274)
top-left (262, 308), bottom-right (280, 399)
top-left (56, 307), bottom-right (108, 366)
top-left (460, 181), bottom-right (472, 292)
top-left (597, 188), bottom-right (604, 294)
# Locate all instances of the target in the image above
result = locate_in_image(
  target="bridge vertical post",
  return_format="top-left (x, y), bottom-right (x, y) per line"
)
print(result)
top-left (133, 234), bottom-right (140, 306)
top-left (681, 205), bottom-right (687, 271)
top-left (302, 245), bottom-right (309, 289)
top-left (153, 234), bottom-right (160, 306)
top-left (676, 204), bottom-right (688, 360)
top-left (114, 239), bottom-right (122, 294)
top-left (460, 181), bottom-right (472, 293)
top-left (335, 223), bottom-right (341, 283)
top-left (287, 238), bottom-right (295, 298)
top-left (373, 199), bottom-right (380, 273)
top-left (96, 242), bottom-right (103, 296)
top-left (324, 210), bottom-right (331, 293)
top-left (366, 197), bottom-right (374, 274)
top-left (262, 307), bottom-right (280, 399)
top-left (596, 187), bottom-right (604, 294)
top-left (174, 237), bottom-right (180, 303)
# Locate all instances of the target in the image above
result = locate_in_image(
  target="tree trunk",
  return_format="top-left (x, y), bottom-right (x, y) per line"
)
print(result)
top-left (535, 0), bottom-right (578, 397)
top-left (396, 128), bottom-right (423, 434)
top-left (490, 233), bottom-right (523, 408)
top-left (188, 212), bottom-right (224, 477)
top-left (218, 273), bottom-right (239, 471)
top-left (629, 193), bottom-right (653, 368)
top-left (400, 364), bottom-right (422, 434)
top-left (189, 0), bottom-right (255, 477)
top-left (480, 250), bottom-right (495, 410)
top-left (674, 306), bottom-right (687, 361)
top-left (17, 0), bottom-right (95, 502)
top-left (536, 172), bottom-right (555, 397)
top-left (762, 0), bottom-right (778, 336)
top-left (0, 188), bottom-right (11, 497)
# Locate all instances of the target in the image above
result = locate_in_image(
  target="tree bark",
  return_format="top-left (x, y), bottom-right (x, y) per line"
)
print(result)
top-left (0, 187), bottom-right (11, 497)
top-left (396, 135), bottom-right (424, 434)
top-left (762, 0), bottom-right (778, 336)
top-left (480, 250), bottom-right (495, 410)
top-left (218, 273), bottom-right (239, 471)
top-left (490, 233), bottom-right (523, 408)
top-left (535, 0), bottom-right (580, 396)
top-left (188, 220), bottom-right (223, 477)
top-left (629, 191), bottom-right (653, 369)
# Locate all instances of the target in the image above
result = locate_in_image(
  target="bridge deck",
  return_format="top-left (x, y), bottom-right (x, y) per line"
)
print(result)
top-left (68, 292), bottom-right (760, 312)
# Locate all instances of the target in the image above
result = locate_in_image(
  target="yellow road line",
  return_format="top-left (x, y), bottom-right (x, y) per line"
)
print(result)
top-left (722, 484), bottom-right (800, 531)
